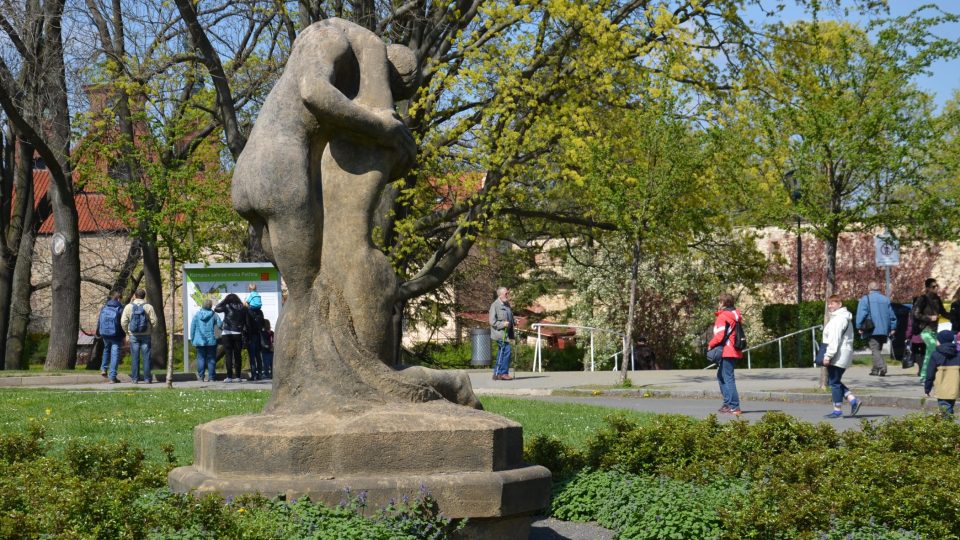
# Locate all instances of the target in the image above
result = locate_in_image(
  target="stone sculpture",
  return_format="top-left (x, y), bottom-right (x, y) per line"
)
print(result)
top-left (231, 18), bottom-right (478, 413)
top-left (171, 19), bottom-right (550, 539)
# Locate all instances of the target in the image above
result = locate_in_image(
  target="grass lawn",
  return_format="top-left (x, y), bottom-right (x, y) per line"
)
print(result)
top-left (0, 389), bottom-right (651, 465)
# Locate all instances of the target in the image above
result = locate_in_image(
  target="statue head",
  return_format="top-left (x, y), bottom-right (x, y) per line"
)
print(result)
top-left (386, 44), bottom-right (421, 101)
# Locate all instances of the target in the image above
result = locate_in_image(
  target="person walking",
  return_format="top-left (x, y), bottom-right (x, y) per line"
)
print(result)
top-left (912, 278), bottom-right (948, 378)
top-left (96, 291), bottom-right (125, 384)
top-left (855, 282), bottom-right (897, 376)
top-left (121, 289), bottom-right (158, 383)
top-left (709, 293), bottom-right (744, 416)
top-left (215, 293), bottom-right (247, 382)
top-left (923, 330), bottom-right (960, 416)
top-left (821, 294), bottom-right (862, 418)
top-left (489, 286), bottom-right (515, 381)
top-left (190, 299), bottom-right (222, 382)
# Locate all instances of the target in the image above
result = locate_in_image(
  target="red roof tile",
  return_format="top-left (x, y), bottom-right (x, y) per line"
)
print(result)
top-left (24, 169), bottom-right (127, 234)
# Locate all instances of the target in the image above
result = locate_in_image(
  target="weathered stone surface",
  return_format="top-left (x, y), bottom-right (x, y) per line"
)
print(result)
top-left (190, 401), bottom-right (522, 476)
top-left (170, 401), bottom-right (552, 538)
top-left (171, 18), bottom-right (550, 538)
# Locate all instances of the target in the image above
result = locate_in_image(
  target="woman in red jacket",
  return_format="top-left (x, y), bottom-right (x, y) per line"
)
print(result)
top-left (710, 292), bottom-right (744, 416)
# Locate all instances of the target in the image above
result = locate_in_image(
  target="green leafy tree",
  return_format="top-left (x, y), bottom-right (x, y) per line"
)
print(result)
top-left (558, 95), bottom-right (766, 378)
top-left (736, 10), bottom-right (960, 307)
top-left (174, 0), bottom-right (796, 367)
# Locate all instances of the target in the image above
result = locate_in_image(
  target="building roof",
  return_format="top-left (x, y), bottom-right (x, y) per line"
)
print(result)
top-left (28, 169), bottom-right (127, 234)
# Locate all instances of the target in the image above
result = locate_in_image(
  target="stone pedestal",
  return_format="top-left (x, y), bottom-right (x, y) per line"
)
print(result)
top-left (169, 401), bottom-right (551, 539)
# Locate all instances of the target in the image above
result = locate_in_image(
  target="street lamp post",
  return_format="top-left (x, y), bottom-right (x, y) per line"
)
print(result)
top-left (786, 171), bottom-right (803, 367)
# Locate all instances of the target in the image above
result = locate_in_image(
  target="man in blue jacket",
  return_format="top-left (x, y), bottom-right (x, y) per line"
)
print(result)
top-left (855, 282), bottom-right (897, 376)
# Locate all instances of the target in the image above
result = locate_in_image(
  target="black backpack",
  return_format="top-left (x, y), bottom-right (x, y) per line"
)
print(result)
top-left (733, 320), bottom-right (747, 351)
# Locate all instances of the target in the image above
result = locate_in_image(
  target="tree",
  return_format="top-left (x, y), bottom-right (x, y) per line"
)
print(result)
top-left (737, 10), bottom-right (960, 314)
top-left (0, 0), bottom-right (82, 370)
top-left (556, 94), bottom-right (767, 378)
top-left (170, 0), bottom-right (788, 406)
top-left (79, 0), bottom-right (275, 367)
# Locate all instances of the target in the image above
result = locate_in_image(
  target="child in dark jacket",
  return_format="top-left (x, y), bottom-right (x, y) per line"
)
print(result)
top-left (923, 330), bottom-right (960, 415)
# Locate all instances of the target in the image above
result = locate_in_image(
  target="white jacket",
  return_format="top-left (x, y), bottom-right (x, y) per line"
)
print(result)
top-left (822, 306), bottom-right (854, 369)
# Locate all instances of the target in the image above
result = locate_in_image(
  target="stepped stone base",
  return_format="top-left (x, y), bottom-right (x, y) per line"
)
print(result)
top-left (169, 401), bottom-right (551, 540)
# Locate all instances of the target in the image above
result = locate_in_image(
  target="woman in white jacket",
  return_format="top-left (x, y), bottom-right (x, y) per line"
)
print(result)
top-left (822, 295), bottom-right (862, 418)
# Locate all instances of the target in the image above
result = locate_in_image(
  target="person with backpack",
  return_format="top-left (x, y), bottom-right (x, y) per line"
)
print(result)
top-left (821, 294), bottom-right (862, 418)
top-left (96, 291), bottom-right (125, 384)
top-left (245, 302), bottom-right (266, 381)
top-left (854, 282), bottom-right (897, 377)
top-left (923, 330), bottom-right (960, 416)
top-left (709, 292), bottom-right (745, 416)
top-left (215, 293), bottom-right (247, 382)
top-left (190, 299), bottom-right (222, 382)
top-left (121, 288), bottom-right (158, 383)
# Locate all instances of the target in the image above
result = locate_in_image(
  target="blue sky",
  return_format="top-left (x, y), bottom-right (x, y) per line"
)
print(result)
top-left (745, 0), bottom-right (960, 109)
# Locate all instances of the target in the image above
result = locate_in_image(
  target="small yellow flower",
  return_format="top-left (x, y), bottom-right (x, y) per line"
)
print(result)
top-left (45, 408), bottom-right (52, 416)
top-left (237, 508), bottom-right (245, 513)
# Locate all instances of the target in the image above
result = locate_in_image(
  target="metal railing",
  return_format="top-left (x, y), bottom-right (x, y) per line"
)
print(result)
top-left (705, 325), bottom-right (822, 370)
top-left (530, 323), bottom-right (633, 372)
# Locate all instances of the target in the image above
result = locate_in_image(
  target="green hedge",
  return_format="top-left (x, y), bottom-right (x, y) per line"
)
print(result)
top-left (0, 423), bottom-right (461, 539)
top-left (527, 412), bottom-right (960, 539)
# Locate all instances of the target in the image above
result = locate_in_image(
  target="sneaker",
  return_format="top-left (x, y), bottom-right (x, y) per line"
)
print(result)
top-left (132, 379), bottom-right (140, 384)
top-left (877, 370), bottom-right (886, 377)
top-left (824, 410), bottom-right (843, 419)
top-left (100, 370), bottom-right (108, 377)
top-left (850, 399), bottom-right (862, 417)
top-left (718, 405), bottom-right (732, 413)
top-left (108, 378), bottom-right (120, 384)
top-left (728, 408), bottom-right (742, 417)
top-left (224, 378), bottom-right (234, 383)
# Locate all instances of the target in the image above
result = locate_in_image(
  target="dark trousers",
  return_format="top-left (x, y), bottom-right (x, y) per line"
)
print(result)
top-left (222, 334), bottom-right (243, 379)
top-left (868, 336), bottom-right (886, 372)
top-left (247, 338), bottom-right (263, 379)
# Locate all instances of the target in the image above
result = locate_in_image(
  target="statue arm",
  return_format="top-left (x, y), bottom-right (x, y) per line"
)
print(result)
top-left (297, 32), bottom-right (402, 148)
top-left (296, 28), bottom-right (416, 167)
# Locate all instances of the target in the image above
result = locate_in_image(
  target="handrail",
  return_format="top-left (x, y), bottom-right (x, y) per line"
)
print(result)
top-left (704, 324), bottom-right (823, 370)
top-left (530, 322), bottom-right (632, 372)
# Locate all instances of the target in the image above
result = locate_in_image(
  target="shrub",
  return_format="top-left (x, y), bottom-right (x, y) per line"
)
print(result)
top-left (524, 435), bottom-right (584, 479)
top-left (583, 412), bottom-right (840, 481)
top-left (0, 427), bottom-right (462, 540)
top-left (552, 468), bottom-right (750, 540)
top-left (573, 412), bottom-right (960, 539)
top-left (0, 421), bottom-right (46, 464)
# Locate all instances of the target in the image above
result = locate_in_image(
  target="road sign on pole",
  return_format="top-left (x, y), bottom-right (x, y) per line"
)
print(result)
top-left (875, 234), bottom-right (900, 267)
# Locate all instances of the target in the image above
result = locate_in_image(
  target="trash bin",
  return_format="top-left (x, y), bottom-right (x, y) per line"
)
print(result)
top-left (470, 328), bottom-right (491, 366)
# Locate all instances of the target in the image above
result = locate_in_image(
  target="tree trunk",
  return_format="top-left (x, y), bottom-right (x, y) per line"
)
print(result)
top-left (7, 222), bottom-right (36, 369)
top-left (166, 252), bottom-right (175, 387)
top-left (41, 0), bottom-right (81, 370)
top-left (44, 196), bottom-right (81, 370)
top-left (142, 234), bottom-right (167, 368)
top-left (620, 239), bottom-right (640, 384)
top-left (0, 136), bottom-right (34, 369)
top-left (819, 233), bottom-right (839, 389)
